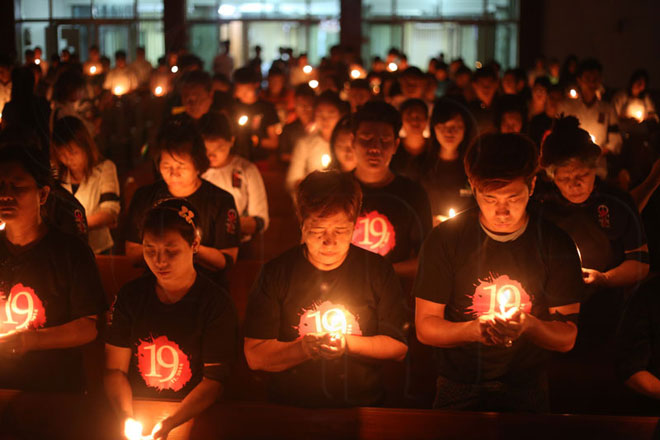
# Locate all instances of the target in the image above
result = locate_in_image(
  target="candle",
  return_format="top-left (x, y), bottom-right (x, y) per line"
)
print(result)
top-left (124, 418), bottom-right (143, 440)
top-left (35, 59), bottom-right (41, 65)
top-left (351, 69), bottom-right (361, 79)
top-left (387, 62), bottom-right (398, 72)
top-left (153, 85), bottom-right (164, 97)
top-left (171, 65), bottom-right (179, 73)
top-left (89, 65), bottom-right (97, 74)
top-left (308, 79), bottom-right (319, 89)
top-left (448, 208), bottom-right (456, 218)
top-left (589, 133), bottom-right (596, 144)
top-left (0, 221), bottom-right (5, 231)
top-left (113, 85), bottom-right (125, 96)
top-left (627, 103), bottom-right (645, 122)
top-left (321, 154), bottom-right (331, 168)
top-left (238, 115), bottom-right (248, 126)
top-left (569, 88), bottom-right (578, 99)
top-left (303, 65), bottom-right (313, 74)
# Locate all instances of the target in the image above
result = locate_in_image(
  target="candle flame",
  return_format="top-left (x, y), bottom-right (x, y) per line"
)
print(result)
top-left (171, 65), bottom-right (179, 73)
top-left (634, 110), bottom-right (644, 122)
top-left (124, 418), bottom-right (143, 440)
top-left (475, 61), bottom-right (482, 69)
top-left (388, 62), bottom-right (398, 72)
top-left (589, 133), bottom-right (596, 143)
top-left (154, 85), bottom-right (164, 96)
top-left (448, 208), bottom-right (456, 218)
top-left (498, 289), bottom-right (511, 316)
top-left (308, 79), bottom-right (319, 89)
top-left (321, 154), bottom-right (331, 168)
top-left (351, 69), bottom-right (361, 79)
top-left (238, 115), bottom-right (248, 126)
top-left (0, 221), bottom-right (5, 231)
top-left (113, 85), bottom-right (125, 96)
top-left (35, 59), bottom-right (41, 65)
top-left (569, 89), bottom-right (578, 99)
top-left (90, 65), bottom-right (97, 74)
top-left (303, 65), bottom-right (313, 74)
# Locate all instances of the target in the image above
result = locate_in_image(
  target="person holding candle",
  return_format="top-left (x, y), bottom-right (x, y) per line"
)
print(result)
top-left (536, 116), bottom-right (649, 347)
top-left (0, 142), bottom-right (106, 394)
top-left (612, 69), bottom-right (658, 126)
top-left (286, 91), bottom-right (348, 193)
top-left (103, 50), bottom-right (138, 96)
top-left (198, 111), bottom-right (269, 245)
top-left (106, 198), bottom-right (238, 439)
top-left (419, 97), bottom-right (476, 225)
top-left (279, 84), bottom-right (316, 163)
top-left (389, 98), bottom-right (430, 181)
top-left (329, 115), bottom-right (357, 173)
top-left (244, 170), bottom-right (408, 407)
top-left (414, 132), bottom-right (585, 412)
top-left (83, 45), bottom-right (103, 77)
top-left (51, 116), bottom-right (120, 254)
top-left (124, 117), bottom-right (240, 286)
top-left (350, 101), bottom-right (432, 273)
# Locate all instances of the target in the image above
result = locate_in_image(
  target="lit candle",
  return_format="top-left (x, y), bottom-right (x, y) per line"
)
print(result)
top-left (171, 65), bottom-right (179, 73)
top-left (308, 79), bottom-right (319, 89)
top-left (387, 62), bottom-right (398, 72)
top-left (569, 88), bottom-right (578, 99)
top-left (89, 65), bottom-right (97, 74)
top-left (448, 208), bottom-right (456, 218)
top-left (627, 103), bottom-right (645, 122)
top-left (589, 133), bottom-right (596, 143)
top-left (124, 418), bottom-right (144, 440)
top-left (0, 221), bottom-right (5, 231)
top-left (153, 85), bottom-right (164, 97)
top-left (303, 65), bottom-right (313, 74)
top-left (35, 59), bottom-right (41, 65)
top-left (475, 61), bottom-right (482, 69)
top-left (321, 154), bottom-right (331, 168)
top-left (113, 85), bottom-right (125, 96)
top-left (350, 69), bottom-right (361, 79)
top-left (238, 115), bottom-right (249, 126)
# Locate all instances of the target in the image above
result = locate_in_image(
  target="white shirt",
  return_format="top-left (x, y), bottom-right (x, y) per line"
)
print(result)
top-left (130, 59), bottom-right (153, 86)
top-left (286, 132), bottom-right (331, 192)
top-left (557, 96), bottom-right (622, 155)
top-left (103, 66), bottom-right (139, 94)
top-left (62, 160), bottom-right (120, 253)
top-left (202, 155), bottom-right (269, 240)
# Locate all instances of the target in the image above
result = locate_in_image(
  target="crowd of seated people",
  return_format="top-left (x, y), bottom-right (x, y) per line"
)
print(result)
top-left (0, 42), bottom-right (659, 438)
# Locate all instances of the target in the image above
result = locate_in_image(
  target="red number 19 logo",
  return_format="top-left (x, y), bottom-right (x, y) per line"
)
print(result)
top-left (137, 335), bottom-right (192, 392)
top-left (0, 284), bottom-right (46, 337)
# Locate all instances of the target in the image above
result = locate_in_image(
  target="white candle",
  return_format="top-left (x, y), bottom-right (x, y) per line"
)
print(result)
top-left (303, 65), bottom-right (313, 74)
top-left (90, 65), bottom-right (97, 74)
top-left (154, 85), bottom-right (164, 96)
top-left (238, 115), bottom-right (249, 126)
top-left (171, 65), bottom-right (179, 73)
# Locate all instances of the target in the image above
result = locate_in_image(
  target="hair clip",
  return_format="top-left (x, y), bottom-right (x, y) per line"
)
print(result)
top-left (178, 205), bottom-right (195, 227)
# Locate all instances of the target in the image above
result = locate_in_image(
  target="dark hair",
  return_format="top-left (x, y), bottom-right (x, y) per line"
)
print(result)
top-left (115, 50), bottom-right (126, 60)
top-left (464, 132), bottom-right (538, 191)
top-left (296, 170), bottom-right (362, 223)
top-left (294, 83), bottom-right (317, 99)
top-left (472, 66), bottom-right (498, 82)
top-left (576, 58), bottom-right (603, 77)
top-left (51, 69), bottom-right (86, 103)
top-left (154, 117), bottom-right (210, 174)
top-left (401, 66), bottom-right (424, 78)
top-left (315, 90), bottom-right (349, 114)
top-left (628, 69), bottom-right (649, 95)
top-left (495, 95), bottom-right (527, 132)
top-left (539, 115), bottom-right (600, 175)
top-left (352, 101), bottom-right (402, 139)
top-left (504, 68), bottom-right (526, 84)
top-left (179, 70), bottom-right (212, 92)
top-left (349, 79), bottom-right (371, 92)
top-left (233, 66), bottom-right (260, 84)
top-left (52, 116), bottom-right (101, 180)
top-left (141, 198), bottom-right (199, 245)
top-left (400, 98), bottom-right (428, 116)
top-left (0, 133), bottom-right (51, 189)
top-left (533, 76), bottom-right (552, 90)
top-left (178, 54), bottom-right (204, 71)
top-left (329, 115), bottom-right (353, 169)
top-left (198, 111), bottom-right (233, 141)
top-left (429, 97), bottom-right (473, 154)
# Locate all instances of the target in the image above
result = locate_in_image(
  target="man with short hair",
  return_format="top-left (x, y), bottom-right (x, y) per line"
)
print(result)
top-left (414, 132), bottom-right (584, 412)
top-left (103, 50), bottom-right (138, 94)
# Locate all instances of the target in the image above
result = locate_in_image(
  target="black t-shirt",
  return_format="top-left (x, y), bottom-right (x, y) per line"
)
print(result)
top-left (125, 180), bottom-right (240, 284)
top-left (389, 139), bottom-right (430, 181)
top-left (352, 175), bottom-right (432, 263)
top-left (0, 228), bottom-right (107, 392)
top-left (528, 113), bottom-right (553, 149)
top-left (244, 245), bottom-right (409, 407)
top-left (106, 273), bottom-right (238, 399)
top-left (420, 157), bottom-right (475, 219)
top-left (279, 119), bottom-right (305, 158)
top-left (413, 209), bottom-right (584, 384)
top-left (228, 99), bottom-right (279, 161)
top-left (534, 179), bottom-right (648, 272)
top-left (44, 182), bottom-right (89, 242)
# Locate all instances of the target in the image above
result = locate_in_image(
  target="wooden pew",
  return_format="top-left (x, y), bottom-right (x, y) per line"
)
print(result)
top-left (1, 391), bottom-right (658, 440)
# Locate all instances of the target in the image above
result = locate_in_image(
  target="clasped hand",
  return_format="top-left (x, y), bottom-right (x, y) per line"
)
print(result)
top-left (476, 310), bottom-right (527, 347)
top-left (301, 332), bottom-right (346, 360)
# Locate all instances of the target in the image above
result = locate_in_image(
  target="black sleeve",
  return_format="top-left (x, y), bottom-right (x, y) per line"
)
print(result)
top-left (375, 259), bottom-right (410, 344)
top-left (125, 186), bottom-right (152, 244)
top-left (244, 263), bottom-right (282, 340)
top-left (542, 224), bottom-right (586, 309)
top-left (412, 227), bottom-right (454, 304)
top-left (616, 285), bottom-right (654, 381)
top-left (105, 287), bottom-right (133, 348)
top-left (410, 183), bottom-right (433, 254)
top-left (619, 192), bottom-right (649, 261)
top-left (201, 292), bottom-right (239, 383)
top-left (260, 101), bottom-right (280, 130)
top-left (68, 241), bottom-right (108, 319)
top-left (214, 193), bottom-right (241, 250)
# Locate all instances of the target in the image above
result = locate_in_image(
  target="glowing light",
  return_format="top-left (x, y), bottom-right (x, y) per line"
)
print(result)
top-left (498, 289), bottom-right (511, 316)
top-left (303, 65), bottom-right (313, 74)
top-left (351, 69), bottom-right (361, 79)
top-left (321, 154), bottom-right (331, 168)
top-left (308, 79), bottom-right (319, 89)
top-left (589, 133), bottom-right (596, 143)
top-left (627, 103), bottom-right (645, 122)
top-left (569, 88), bottom-right (578, 99)
top-left (124, 418), bottom-right (143, 440)
top-left (448, 208), bottom-right (456, 218)
top-left (154, 85), bottom-right (164, 96)
top-left (35, 59), bottom-right (41, 65)
top-left (0, 221), bottom-right (4, 231)
top-left (575, 244), bottom-right (583, 267)
top-left (113, 85), bottom-right (125, 96)
top-left (387, 62), bottom-right (398, 72)
top-left (171, 65), bottom-right (179, 73)
top-left (475, 61), bottom-right (482, 69)
top-left (238, 115), bottom-right (248, 126)
top-left (150, 422), bottom-right (163, 438)
top-left (218, 4), bottom-right (236, 16)
top-left (89, 65), bottom-right (97, 74)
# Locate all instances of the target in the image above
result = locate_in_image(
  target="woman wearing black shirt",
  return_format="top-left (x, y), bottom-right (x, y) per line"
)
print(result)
top-left (106, 199), bottom-right (238, 439)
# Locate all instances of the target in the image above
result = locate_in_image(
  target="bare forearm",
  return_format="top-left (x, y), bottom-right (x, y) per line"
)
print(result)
top-left (345, 335), bottom-right (407, 361)
top-left (245, 339), bottom-right (311, 372)
top-left (104, 370), bottom-right (134, 417)
top-left (29, 317), bottom-right (97, 350)
top-left (197, 245), bottom-right (238, 271)
top-left (240, 216), bottom-right (257, 235)
top-left (416, 316), bottom-right (477, 348)
top-left (603, 260), bottom-right (649, 288)
top-left (625, 371), bottom-right (660, 399)
top-left (525, 315), bottom-right (577, 352)
top-left (87, 209), bottom-right (117, 230)
top-left (166, 378), bottom-right (221, 428)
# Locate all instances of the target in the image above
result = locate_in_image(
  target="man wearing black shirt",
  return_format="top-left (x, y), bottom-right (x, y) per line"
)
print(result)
top-left (350, 101), bottom-right (432, 273)
top-left (414, 133), bottom-right (584, 412)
